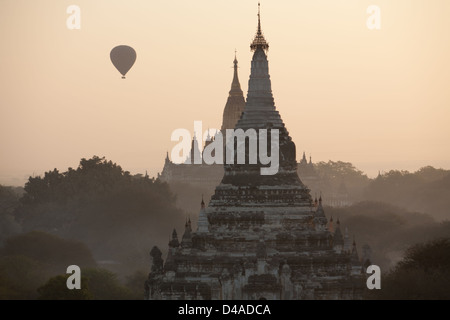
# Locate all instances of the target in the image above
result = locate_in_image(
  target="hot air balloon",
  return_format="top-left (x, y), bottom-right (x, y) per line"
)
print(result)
top-left (110, 45), bottom-right (136, 79)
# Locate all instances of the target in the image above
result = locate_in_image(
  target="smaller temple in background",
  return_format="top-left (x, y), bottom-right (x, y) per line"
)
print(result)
top-left (157, 53), bottom-right (246, 191)
top-left (298, 152), bottom-right (316, 179)
top-left (298, 152), bottom-right (352, 207)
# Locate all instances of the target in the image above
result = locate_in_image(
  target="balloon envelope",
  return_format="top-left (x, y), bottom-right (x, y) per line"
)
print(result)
top-left (110, 45), bottom-right (137, 79)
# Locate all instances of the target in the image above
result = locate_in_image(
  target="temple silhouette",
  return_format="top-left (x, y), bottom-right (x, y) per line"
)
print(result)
top-left (147, 4), bottom-right (365, 300)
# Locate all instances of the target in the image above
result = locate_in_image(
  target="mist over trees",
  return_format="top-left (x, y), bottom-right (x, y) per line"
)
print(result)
top-left (37, 268), bottom-right (143, 300)
top-left (311, 163), bottom-right (450, 272)
top-left (313, 160), bottom-right (370, 201)
top-left (303, 162), bottom-right (450, 222)
top-left (0, 231), bottom-right (96, 299)
top-left (0, 156), bottom-right (187, 299)
top-left (0, 232), bottom-right (147, 299)
top-left (13, 156), bottom-right (185, 273)
top-left (0, 156), bottom-right (449, 299)
top-left (365, 166), bottom-right (450, 221)
top-left (0, 185), bottom-right (22, 245)
top-left (0, 156), bottom-right (185, 299)
top-left (327, 202), bottom-right (450, 271)
top-left (168, 181), bottom-right (213, 229)
top-left (367, 238), bottom-right (450, 300)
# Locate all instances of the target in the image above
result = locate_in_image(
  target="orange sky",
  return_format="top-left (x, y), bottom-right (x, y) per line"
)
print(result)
top-left (1, 0), bottom-right (449, 186)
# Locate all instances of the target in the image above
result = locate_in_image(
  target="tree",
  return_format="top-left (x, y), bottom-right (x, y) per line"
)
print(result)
top-left (82, 268), bottom-right (134, 300)
top-left (1, 231), bottom-right (96, 274)
top-left (0, 255), bottom-right (47, 300)
top-left (124, 270), bottom-right (147, 300)
top-left (0, 231), bottom-right (96, 299)
top-left (14, 156), bottom-right (184, 274)
top-left (0, 185), bottom-right (22, 245)
top-left (313, 161), bottom-right (370, 200)
top-left (368, 238), bottom-right (450, 299)
top-left (37, 274), bottom-right (91, 300)
top-left (37, 268), bottom-right (134, 300)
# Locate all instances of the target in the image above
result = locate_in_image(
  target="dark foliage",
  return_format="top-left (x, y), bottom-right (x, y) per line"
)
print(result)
top-left (14, 156), bottom-right (184, 273)
top-left (37, 268), bottom-right (135, 300)
top-left (0, 231), bottom-right (96, 299)
top-left (368, 238), bottom-right (450, 299)
top-left (0, 185), bottom-right (22, 244)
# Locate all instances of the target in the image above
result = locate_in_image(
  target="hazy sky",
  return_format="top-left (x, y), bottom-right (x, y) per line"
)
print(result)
top-left (1, 0), bottom-right (449, 186)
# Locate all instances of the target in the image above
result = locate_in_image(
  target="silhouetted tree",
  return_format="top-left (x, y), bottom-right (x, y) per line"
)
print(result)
top-left (313, 161), bottom-right (370, 200)
top-left (37, 268), bottom-right (134, 300)
top-left (37, 274), bottom-right (91, 300)
top-left (368, 238), bottom-right (450, 299)
top-left (82, 268), bottom-right (133, 300)
top-left (0, 255), bottom-right (46, 300)
top-left (14, 156), bottom-right (184, 274)
top-left (0, 185), bottom-right (22, 245)
top-left (0, 231), bottom-right (96, 299)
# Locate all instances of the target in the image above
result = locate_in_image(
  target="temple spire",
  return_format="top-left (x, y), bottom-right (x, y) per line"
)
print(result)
top-left (257, 2), bottom-right (261, 35)
top-left (197, 195), bottom-right (208, 233)
top-left (229, 51), bottom-right (243, 96)
top-left (221, 52), bottom-right (245, 131)
top-left (250, 3), bottom-right (269, 52)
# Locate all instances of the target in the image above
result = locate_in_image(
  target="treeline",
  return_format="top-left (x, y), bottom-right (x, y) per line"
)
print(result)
top-left (0, 156), bottom-right (186, 299)
top-left (306, 162), bottom-right (450, 221)
top-left (326, 201), bottom-right (450, 271)
top-left (0, 231), bottom-right (146, 299)
top-left (13, 156), bottom-right (185, 271)
top-left (0, 185), bottom-right (22, 244)
top-left (365, 166), bottom-right (450, 221)
top-left (309, 160), bottom-right (370, 202)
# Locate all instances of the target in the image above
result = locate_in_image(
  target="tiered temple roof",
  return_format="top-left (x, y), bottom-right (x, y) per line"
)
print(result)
top-left (146, 4), bottom-right (365, 300)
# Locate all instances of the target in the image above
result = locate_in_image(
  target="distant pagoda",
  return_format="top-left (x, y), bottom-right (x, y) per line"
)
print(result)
top-left (146, 4), bottom-right (365, 300)
top-left (157, 53), bottom-right (246, 191)
top-left (221, 52), bottom-right (246, 132)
